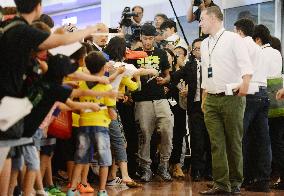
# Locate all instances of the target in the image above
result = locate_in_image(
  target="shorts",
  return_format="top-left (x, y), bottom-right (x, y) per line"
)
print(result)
top-left (74, 126), bottom-right (112, 166)
top-left (41, 144), bottom-right (55, 156)
top-left (12, 145), bottom-right (40, 171)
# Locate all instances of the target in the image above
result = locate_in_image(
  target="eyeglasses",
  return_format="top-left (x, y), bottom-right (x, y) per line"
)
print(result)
top-left (193, 47), bottom-right (200, 51)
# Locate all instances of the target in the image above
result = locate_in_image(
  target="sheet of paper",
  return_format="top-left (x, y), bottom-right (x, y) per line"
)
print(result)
top-left (49, 42), bottom-right (82, 56)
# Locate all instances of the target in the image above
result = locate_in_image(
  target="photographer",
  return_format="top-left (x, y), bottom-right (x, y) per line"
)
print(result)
top-left (132, 6), bottom-right (144, 26)
top-left (187, 0), bottom-right (218, 37)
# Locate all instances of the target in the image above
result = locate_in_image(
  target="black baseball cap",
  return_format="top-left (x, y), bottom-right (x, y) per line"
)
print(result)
top-left (141, 23), bottom-right (158, 36)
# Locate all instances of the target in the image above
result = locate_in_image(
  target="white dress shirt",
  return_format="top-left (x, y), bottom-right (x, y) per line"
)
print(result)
top-left (194, 59), bottom-right (201, 102)
top-left (201, 28), bottom-right (254, 94)
top-left (243, 36), bottom-right (267, 86)
top-left (260, 44), bottom-right (282, 78)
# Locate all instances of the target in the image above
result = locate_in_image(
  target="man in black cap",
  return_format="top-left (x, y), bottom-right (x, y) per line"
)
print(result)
top-left (130, 23), bottom-right (173, 182)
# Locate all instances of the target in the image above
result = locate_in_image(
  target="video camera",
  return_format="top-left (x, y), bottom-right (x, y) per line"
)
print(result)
top-left (120, 7), bottom-right (142, 47)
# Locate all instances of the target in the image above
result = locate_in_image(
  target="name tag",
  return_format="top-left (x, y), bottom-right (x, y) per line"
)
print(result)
top-left (208, 67), bottom-right (213, 78)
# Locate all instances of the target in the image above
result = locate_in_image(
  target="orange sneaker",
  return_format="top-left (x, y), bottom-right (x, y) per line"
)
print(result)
top-left (77, 183), bottom-right (94, 193)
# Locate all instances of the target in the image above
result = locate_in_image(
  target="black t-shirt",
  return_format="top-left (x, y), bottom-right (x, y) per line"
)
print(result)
top-left (0, 17), bottom-right (50, 99)
top-left (23, 83), bottom-right (72, 137)
top-left (194, 1), bottom-right (217, 38)
top-left (130, 47), bottom-right (170, 102)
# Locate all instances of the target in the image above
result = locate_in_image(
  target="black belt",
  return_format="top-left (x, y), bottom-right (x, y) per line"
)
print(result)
top-left (208, 92), bottom-right (226, 97)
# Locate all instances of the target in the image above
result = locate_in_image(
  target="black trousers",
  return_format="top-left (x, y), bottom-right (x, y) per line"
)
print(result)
top-left (189, 101), bottom-right (212, 175)
top-left (117, 101), bottom-right (138, 177)
top-left (170, 104), bottom-right (187, 164)
top-left (269, 117), bottom-right (284, 180)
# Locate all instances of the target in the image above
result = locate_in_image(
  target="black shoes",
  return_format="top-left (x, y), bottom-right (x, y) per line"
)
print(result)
top-left (271, 182), bottom-right (284, 190)
top-left (245, 180), bottom-right (270, 192)
top-left (191, 170), bottom-right (202, 182)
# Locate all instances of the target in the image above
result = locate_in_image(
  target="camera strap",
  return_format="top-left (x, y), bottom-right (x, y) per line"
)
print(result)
top-left (168, 0), bottom-right (189, 46)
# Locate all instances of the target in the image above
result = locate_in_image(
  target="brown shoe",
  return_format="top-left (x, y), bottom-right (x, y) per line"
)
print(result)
top-left (172, 164), bottom-right (185, 179)
top-left (199, 187), bottom-right (231, 195)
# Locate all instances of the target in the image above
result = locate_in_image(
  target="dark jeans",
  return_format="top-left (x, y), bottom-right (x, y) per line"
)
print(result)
top-left (269, 117), bottom-right (284, 181)
top-left (243, 89), bottom-right (272, 182)
top-left (170, 104), bottom-right (187, 164)
top-left (189, 102), bottom-right (211, 175)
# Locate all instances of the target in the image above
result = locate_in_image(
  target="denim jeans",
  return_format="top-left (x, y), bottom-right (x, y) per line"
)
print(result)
top-left (75, 126), bottom-right (112, 166)
top-left (109, 120), bottom-right (127, 162)
top-left (243, 88), bottom-right (272, 182)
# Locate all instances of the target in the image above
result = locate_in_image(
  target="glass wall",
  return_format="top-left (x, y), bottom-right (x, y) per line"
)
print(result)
top-left (224, 1), bottom-right (275, 35)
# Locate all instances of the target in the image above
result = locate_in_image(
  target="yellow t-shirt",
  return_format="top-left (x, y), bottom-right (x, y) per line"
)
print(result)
top-left (118, 76), bottom-right (140, 94)
top-left (64, 67), bottom-right (87, 127)
top-left (79, 82), bottom-right (116, 127)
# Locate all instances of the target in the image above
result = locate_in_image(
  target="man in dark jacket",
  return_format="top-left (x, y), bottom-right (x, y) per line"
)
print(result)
top-left (172, 38), bottom-right (212, 181)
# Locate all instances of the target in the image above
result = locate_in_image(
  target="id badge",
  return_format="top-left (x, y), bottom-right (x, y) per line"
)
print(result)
top-left (208, 67), bottom-right (213, 78)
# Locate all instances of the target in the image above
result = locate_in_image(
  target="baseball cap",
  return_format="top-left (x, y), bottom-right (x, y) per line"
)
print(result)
top-left (141, 23), bottom-right (158, 36)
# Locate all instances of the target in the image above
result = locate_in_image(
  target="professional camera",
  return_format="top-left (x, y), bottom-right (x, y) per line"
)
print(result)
top-left (120, 7), bottom-right (138, 27)
top-left (194, 0), bottom-right (203, 6)
top-left (120, 7), bottom-right (141, 47)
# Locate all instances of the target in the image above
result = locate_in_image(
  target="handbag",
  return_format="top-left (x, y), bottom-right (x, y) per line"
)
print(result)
top-left (48, 110), bottom-right (72, 139)
top-left (267, 77), bottom-right (284, 118)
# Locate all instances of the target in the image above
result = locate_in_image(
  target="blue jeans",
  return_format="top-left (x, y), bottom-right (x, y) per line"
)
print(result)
top-left (243, 88), bottom-right (272, 182)
top-left (109, 120), bottom-right (127, 162)
top-left (75, 126), bottom-right (112, 166)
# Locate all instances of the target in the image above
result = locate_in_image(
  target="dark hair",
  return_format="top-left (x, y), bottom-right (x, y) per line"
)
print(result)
top-left (14, 0), bottom-right (42, 14)
top-left (192, 37), bottom-right (203, 48)
top-left (31, 21), bottom-right (51, 34)
top-left (70, 44), bottom-right (87, 64)
top-left (204, 6), bottom-right (223, 21)
top-left (37, 14), bottom-right (54, 28)
top-left (155, 13), bottom-right (168, 21)
top-left (252, 24), bottom-right (271, 45)
top-left (85, 51), bottom-right (107, 74)
top-left (82, 42), bottom-right (94, 54)
top-left (160, 19), bottom-right (177, 32)
top-left (175, 46), bottom-right (188, 57)
top-left (103, 36), bottom-right (126, 62)
top-left (132, 5), bottom-right (144, 13)
top-left (234, 18), bottom-right (254, 37)
top-left (270, 36), bottom-right (282, 54)
top-left (164, 48), bottom-right (177, 70)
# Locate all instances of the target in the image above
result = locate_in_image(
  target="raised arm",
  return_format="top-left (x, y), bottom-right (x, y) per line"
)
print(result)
top-left (38, 26), bottom-right (97, 50)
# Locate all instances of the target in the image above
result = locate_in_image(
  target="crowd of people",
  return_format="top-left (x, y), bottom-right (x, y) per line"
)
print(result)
top-left (0, 0), bottom-right (283, 196)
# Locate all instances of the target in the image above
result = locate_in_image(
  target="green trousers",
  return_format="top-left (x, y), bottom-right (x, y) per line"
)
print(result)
top-left (204, 95), bottom-right (246, 192)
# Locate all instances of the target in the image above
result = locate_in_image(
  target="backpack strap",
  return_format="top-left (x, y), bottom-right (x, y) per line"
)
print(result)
top-left (0, 20), bottom-right (26, 37)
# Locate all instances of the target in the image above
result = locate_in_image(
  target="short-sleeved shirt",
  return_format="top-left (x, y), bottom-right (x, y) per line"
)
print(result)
top-left (79, 82), bottom-right (116, 127)
top-left (23, 83), bottom-right (72, 137)
top-left (130, 47), bottom-right (170, 102)
top-left (0, 17), bottom-right (50, 99)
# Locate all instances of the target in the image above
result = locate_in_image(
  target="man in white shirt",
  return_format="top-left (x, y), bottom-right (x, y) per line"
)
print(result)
top-left (234, 19), bottom-right (271, 192)
top-left (252, 24), bottom-right (284, 191)
top-left (199, 6), bottom-right (253, 195)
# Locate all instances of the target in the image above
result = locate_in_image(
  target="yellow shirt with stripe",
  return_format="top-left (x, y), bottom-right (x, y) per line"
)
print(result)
top-left (79, 82), bottom-right (116, 127)
top-left (118, 76), bottom-right (139, 94)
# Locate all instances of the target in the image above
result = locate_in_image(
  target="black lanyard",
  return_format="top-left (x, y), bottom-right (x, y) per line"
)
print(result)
top-left (207, 30), bottom-right (225, 67)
